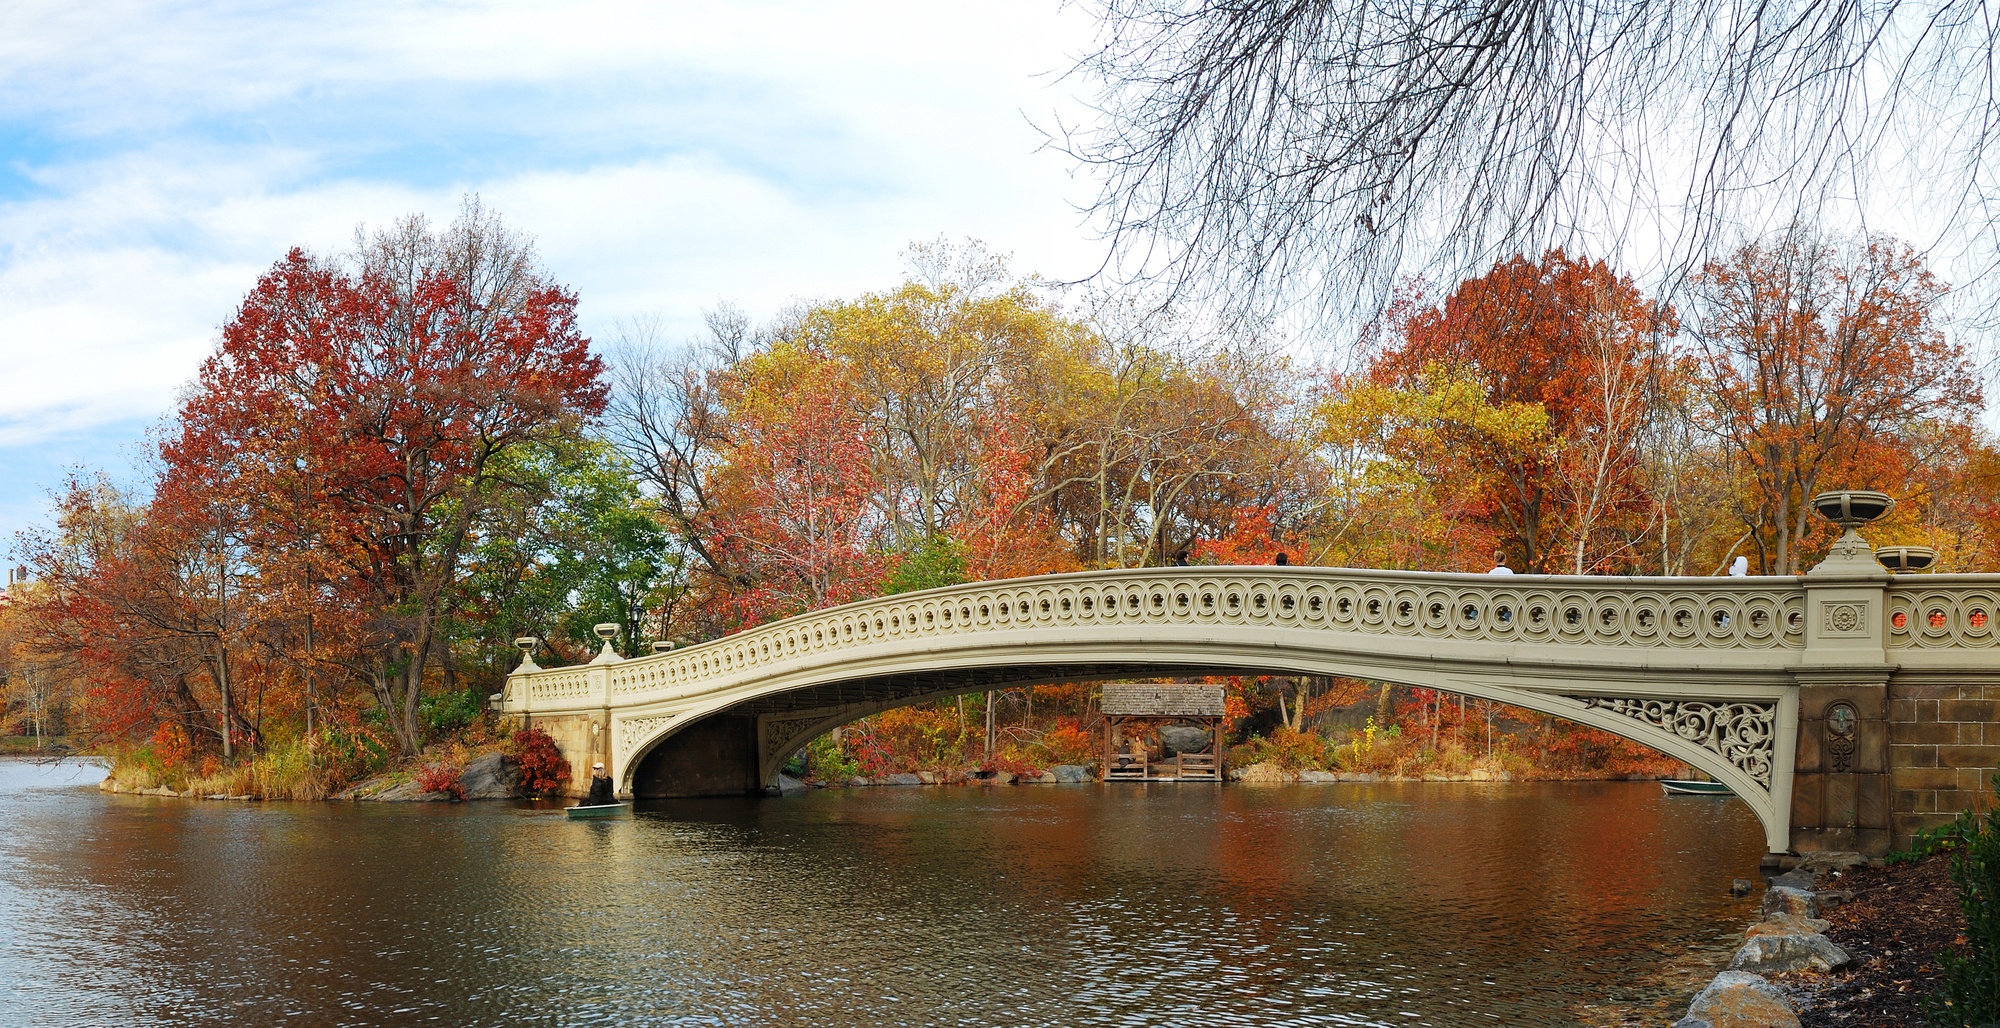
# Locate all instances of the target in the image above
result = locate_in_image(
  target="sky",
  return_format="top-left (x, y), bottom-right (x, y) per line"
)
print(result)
top-left (0, 1), bottom-right (1105, 548)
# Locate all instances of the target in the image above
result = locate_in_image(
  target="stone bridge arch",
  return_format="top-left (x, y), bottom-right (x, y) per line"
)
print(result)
top-left (624, 660), bottom-right (1791, 849)
top-left (502, 566), bottom-right (1828, 851)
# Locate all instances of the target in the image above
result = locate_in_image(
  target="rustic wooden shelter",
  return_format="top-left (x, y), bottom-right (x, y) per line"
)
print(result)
top-left (1101, 683), bottom-right (1226, 781)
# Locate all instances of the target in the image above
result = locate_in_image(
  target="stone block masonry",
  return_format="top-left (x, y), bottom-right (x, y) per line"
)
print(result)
top-left (1889, 681), bottom-right (1998, 851)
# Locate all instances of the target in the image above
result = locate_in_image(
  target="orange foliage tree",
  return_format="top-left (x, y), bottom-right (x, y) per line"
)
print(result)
top-left (1689, 232), bottom-right (1981, 572)
top-left (1372, 251), bottom-right (1674, 572)
top-left (704, 344), bottom-right (888, 627)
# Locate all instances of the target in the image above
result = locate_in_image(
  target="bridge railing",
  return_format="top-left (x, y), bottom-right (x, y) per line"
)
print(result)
top-left (498, 567), bottom-right (1822, 715)
top-left (1885, 576), bottom-right (2000, 651)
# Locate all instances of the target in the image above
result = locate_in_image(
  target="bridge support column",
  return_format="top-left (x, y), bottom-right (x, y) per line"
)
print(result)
top-left (1790, 678), bottom-right (1892, 857)
top-left (1793, 536), bottom-right (1894, 858)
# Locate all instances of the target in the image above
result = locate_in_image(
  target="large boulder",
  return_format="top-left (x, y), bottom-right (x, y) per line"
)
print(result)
top-left (1761, 886), bottom-right (1819, 919)
top-left (1297, 769), bottom-right (1340, 783)
top-left (1230, 762), bottom-right (1290, 783)
top-left (457, 752), bottom-right (517, 800)
top-left (766, 773), bottom-right (809, 794)
top-left (1729, 934), bottom-right (1850, 974)
top-left (1051, 764), bottom-right (1091, 783)
top-left (347, 775), bottom-right (453, 802)
top-left (883, 772), bottom-right (924, 786)
top-left (1684, 971), bottom-right (1800, 1028)
top-left (1159, 726), bottom-right (1213, 756)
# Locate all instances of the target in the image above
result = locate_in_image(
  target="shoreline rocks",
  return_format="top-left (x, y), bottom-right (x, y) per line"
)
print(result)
top-left (1676, 971), bottom-right (1800, 1028)
top-left (1673, 858), bottom-right (1858, 1025)
top-left (831, 765), bottom-right (1092, 788)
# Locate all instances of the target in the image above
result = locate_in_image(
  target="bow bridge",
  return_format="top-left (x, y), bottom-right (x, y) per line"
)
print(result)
top-left (495, 529), bottom-right (2000, 859)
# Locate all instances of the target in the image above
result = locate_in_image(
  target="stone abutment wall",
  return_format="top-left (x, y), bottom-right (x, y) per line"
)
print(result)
top-left (1890, 681), bottom-right (1999, 852)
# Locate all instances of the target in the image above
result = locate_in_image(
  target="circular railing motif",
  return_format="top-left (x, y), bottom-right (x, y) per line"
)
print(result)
top-left (1886, 585), bottom-right (2000, 648)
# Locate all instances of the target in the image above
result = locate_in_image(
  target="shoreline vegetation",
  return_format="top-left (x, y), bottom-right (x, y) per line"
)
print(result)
top-left (71, 677), bottom-right (1689, 803)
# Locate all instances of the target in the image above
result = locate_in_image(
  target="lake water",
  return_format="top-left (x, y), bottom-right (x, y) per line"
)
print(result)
top-left (0, 759), bottom-right (1768, 1026)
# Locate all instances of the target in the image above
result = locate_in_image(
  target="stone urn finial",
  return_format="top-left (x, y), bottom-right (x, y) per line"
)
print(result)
top-left (1875, 545), bottom-right (1936, 573)
top-left (1807, 490), bottom-right (1895, 576)
top-left (513, 636), bottom-right (540, 673)
top-left (591, 623), bottom-right (623, 663)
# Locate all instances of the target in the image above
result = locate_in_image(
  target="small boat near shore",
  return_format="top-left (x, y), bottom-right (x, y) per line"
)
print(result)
top-left (1660, 779), bottom-right (1733, 796)
top-left (565, 803), bottom-right (631, 819)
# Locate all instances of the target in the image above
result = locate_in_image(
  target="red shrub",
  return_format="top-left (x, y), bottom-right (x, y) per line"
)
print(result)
top-left (507, 728), bottom-right (571, 797)
top-left (414, 762), bottom-right (465, 800)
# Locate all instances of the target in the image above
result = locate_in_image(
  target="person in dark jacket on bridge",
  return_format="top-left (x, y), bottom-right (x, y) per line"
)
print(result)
top-left (584, 762), bottom-right (615, 805)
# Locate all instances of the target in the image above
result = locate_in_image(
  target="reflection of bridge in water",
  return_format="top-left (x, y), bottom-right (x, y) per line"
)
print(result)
top-left (496, 522), bottom-right (2000, 859)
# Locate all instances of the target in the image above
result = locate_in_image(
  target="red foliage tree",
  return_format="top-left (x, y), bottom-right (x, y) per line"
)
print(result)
top-left (19, 476), bottom-right (259, 759)
top-left (165, 209), bottom-right (605, 754)
top-left (507, 727), bottom-right (571, 797)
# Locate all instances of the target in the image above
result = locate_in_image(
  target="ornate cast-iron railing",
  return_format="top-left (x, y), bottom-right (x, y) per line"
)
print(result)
top-left (507, 567), bottom-right (1822, 716)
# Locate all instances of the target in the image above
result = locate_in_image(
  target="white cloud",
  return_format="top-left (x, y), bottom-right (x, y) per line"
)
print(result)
top-left (0, 0), bottom-right (1105, 540)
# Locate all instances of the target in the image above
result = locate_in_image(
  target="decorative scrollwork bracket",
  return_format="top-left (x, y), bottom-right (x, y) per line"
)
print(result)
top-left (1571, 696), bottom-right (1776, 788)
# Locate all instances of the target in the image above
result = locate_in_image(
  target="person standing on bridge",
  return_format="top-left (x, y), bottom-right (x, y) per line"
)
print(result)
top-left (1487, 550), bottom-right (1514, 575)
top-left (584, 762), bottom-right (615, 805)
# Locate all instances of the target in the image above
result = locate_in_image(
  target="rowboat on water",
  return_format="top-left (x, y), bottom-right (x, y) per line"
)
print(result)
top-left (565, 803), bottom-right (632, 819)
top-left (1660, 779), bottom-right (1733, 796)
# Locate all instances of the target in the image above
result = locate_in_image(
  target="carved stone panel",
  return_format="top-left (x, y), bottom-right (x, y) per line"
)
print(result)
top-left (1820, 601), bottom-right (1869, 637)
top-left (616, 714), bottom-right (679, 763)
top-left (1825, 702), bottom-right (1858, 774)
top-left (760, 713), bottom-right (832, 765)
top-left (1572, 697), bottom-right (1776, 788)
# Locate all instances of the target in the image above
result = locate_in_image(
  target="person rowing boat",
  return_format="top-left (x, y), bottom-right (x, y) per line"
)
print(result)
top-left (584, 762), bottom-right (614, 806)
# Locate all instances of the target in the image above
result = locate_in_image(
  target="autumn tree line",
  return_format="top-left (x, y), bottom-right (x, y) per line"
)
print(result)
top-left (1, 201), bottom-right (1993, 788)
